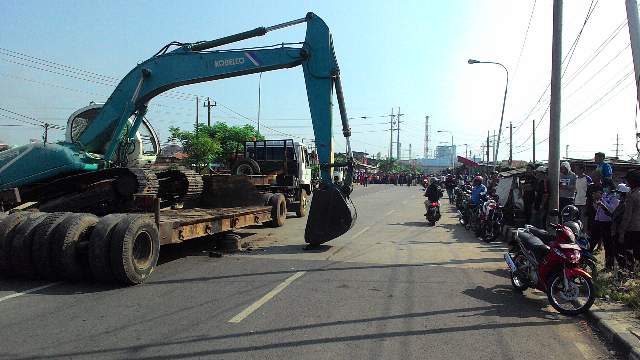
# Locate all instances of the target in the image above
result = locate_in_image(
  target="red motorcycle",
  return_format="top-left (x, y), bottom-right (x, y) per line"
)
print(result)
top-left (504, 215), bottom-right (595, 315)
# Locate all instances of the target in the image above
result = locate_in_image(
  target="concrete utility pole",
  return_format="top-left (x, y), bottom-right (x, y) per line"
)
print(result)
top-left (614, 133), bottom-right (622, 158)
top-left (481, 143), bottom-right (486, 163)
top-left (409, 143), bottom-right (412, 160)
top-left (565, 145), bottom-right (569, 159)
top-left (424, 115), bottom-right (429, 159)
top-left (396, 107), bottom-right (404, 160)
top-left (532, 119), bottom-right (536, 163)
top-left (548, 0), bottom-right (563, 220)
top-left (486, 131), bottom-right (490, 166)
top-left (627, 0), bottom-right (640, 159)
top-left (389, 108), bottom-right (395, 159)
top-left (195, 96), bottom-right (199, 127)
top-left (204, 97), bottom-right (216, 127)
top-left (509, 122), bottom-right (513, 166)
top-left (257, 73), bottom-right (262, 134)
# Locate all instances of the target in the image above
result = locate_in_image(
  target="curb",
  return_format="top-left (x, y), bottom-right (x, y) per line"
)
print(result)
top-left (500, 224), bottom-right (640, 359)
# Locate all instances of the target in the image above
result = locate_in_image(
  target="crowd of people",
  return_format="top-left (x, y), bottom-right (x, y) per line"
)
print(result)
top-left (521, 152), bottom-right (640, 272)
top-left (356, 172), bottom-right (423, 187)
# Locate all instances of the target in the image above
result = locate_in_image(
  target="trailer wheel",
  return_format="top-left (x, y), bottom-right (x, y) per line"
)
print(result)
top-left (10, 213), bottom-right (48, 278)
top-left (231, 159), bottom-right (261, 175)
top-left (89, 214), bottom-right (126, 282)
top-left (0, 212), bottom-right (31, 277)
top-left (51, 213), bottom-right (98, 281)
top-left (110, 215), bottom-right (159, 285)
top-left (32, 212), bottom-right (73, 280)
top-left (295, 190), bottom-right (308, 218)
top-left (268, 193), bottom-right (287, 227)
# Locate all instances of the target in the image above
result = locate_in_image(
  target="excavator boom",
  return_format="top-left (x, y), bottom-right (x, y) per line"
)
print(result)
top-left (0, 13), bottom-right (355, 244)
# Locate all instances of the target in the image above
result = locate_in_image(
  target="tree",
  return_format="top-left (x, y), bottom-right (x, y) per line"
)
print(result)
top-left (169, 125), bottom-right (221, 169)
top-left (202, 122), bottom-right (264, 164)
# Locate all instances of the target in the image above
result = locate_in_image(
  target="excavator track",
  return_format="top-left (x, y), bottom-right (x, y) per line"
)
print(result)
top-left (129, 168), bottom-right (159, 196)
top-left (155, 168), bottom-right (203, 206)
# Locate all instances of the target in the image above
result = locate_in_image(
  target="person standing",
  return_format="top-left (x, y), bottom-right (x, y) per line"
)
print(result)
top-left (574, 163), bottom-right (592, 229)
top-left (618, 170), bottom-right (640, 268)
top-left (612, 183), bottom-right (631, 269)
top-left (591, 184), bottom-right (620, 270)
top-left (445, 175), bottom-right (456, 204)
top-left (593, 152), bottom-right (613, 185)
top-left (559, 161), bottom-right (577, 211)
top-left (532, 166), bottom-right (549, 228)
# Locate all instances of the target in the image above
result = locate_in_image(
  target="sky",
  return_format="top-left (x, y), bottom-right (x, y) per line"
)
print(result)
top-left (0, 0), bottom-right (638, 163)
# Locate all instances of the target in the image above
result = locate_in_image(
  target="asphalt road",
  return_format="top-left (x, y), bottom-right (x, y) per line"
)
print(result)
top-left (0, 184), bottom-right (618, 359)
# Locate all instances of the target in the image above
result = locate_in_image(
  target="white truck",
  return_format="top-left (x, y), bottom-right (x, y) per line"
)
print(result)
top-left (231, 139), bottom-right (314, 221)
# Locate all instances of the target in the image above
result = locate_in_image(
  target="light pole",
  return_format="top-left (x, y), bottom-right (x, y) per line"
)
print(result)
top-left (468, 58), bottom-right (509, 171)
top-left (437, 130), bottom-right (454, 169)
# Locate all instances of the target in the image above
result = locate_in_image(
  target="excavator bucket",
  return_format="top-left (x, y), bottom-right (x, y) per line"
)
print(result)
top-left (304, 186), bottom-right (356, 245)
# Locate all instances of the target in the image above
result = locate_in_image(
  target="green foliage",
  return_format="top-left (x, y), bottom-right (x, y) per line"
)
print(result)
top-left (168, 125), bottom-right (220, 168)
top-left (168, 122), bottom-right (264, 167)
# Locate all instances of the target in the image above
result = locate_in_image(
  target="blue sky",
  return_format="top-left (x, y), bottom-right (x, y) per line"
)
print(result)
top-left (1, 1), bottom-right (638, 162)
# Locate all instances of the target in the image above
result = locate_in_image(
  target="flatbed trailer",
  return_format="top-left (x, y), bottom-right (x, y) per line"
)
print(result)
top-left (156, 206), bottom-right (272, 245)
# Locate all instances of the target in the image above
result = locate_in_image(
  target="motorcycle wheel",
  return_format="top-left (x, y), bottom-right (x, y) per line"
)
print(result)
top-left (547, 272), bottom-right (595, 316)
top-left (429, 221), bottom-right (436, 226)
top-left (510, 254), bottom-right (529, 292)
top-left (580, 258), bottom-right (598, 279)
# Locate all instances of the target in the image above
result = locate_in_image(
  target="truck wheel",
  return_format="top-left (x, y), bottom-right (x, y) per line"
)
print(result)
top-left (268, 193), bottom-right (287, 227)
top-left (89, 214), bottom-right (126, 282)
top-left (32, 212), bottom-right (72, 280)
top-left (231, 159), bottom-right (261, 175)
top-left (0, 212), bottom-right (31, 277)
top-left (295, 190), bottom-right (308, 218)
top-left (51, 213), bottom-right (99, 281)
top-left (10, 213), bottom-right (47, 278)
top-left (110, 214), bottom-right (159, 285)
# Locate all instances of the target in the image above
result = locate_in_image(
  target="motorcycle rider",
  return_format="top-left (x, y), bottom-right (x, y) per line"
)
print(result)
top-left (445, 174), bottom-right (457, 204)
top-left (470, 175), bottom-right (487, 207)
top-left (424, 177), bottom-right (443, 217)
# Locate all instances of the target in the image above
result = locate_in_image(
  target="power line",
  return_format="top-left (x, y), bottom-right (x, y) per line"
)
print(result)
top-left (512, 0), bottom-right (537, 83)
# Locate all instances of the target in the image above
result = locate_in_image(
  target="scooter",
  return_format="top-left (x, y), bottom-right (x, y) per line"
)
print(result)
top-left (426, 201), bottom-right (441, 226)
top-left (504, 216), bottom-right (595, 315)
top-left (480, 195), bottom-right (503, 242)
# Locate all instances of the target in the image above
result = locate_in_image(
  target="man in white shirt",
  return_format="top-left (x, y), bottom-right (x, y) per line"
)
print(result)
top-left (574, 163), bottom-right (592, 226)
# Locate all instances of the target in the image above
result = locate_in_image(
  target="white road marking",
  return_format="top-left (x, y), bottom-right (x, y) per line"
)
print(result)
top-left (384, 210), bottom-right (395, 216)
top-left (351, 226), bottom-right (370, 239)
top-left (0, 282), bottom-right (61, 303)
top-left (228, 271), bottom-right (306, 323)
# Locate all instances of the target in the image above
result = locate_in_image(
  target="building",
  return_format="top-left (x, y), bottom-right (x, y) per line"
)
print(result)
top-left (415, 145), bottom-right (457, 173)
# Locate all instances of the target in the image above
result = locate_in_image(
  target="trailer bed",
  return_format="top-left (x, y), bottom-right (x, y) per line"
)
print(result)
top-left (156, 206), bottom-right (272, 245)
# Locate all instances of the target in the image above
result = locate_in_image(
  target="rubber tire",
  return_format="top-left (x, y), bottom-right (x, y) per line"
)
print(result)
top-left (88, 214), bottom-right (126, 282)
top-left (295, 190), bottom-right (308, 218)
top-left (0, 212), bottom-right (36, 277)
top-left (51, 213), bottom-right (98, 281)
top-left (546, 272), bottom-right (596, 316)
top-left (32, 212), bottom-right (73, 280)
top-left (10, 213), bottom-right (48, 278)
top-left (429, 221), bottom-right (436, 226)
top-left (509, 254), bottom-right (529, 292)
top-left (268, 193), bottom-right (287, 228)
top-left (109, 214), bottom-right (160, 285)
top-left (231, 159), bottom-right (261, 175)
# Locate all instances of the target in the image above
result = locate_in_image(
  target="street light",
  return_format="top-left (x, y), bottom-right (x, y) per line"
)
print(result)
top-left (467, 58), bottom-right (509, 171)
top-left (437, 130), bottom-right (454, 169)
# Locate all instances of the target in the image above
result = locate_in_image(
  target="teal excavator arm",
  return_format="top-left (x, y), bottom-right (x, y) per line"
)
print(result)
top-left (0, 13), bottom-right (356, 244)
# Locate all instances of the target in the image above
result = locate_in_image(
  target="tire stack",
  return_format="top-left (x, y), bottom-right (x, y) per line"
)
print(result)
top-left (0, 212), bottom-right (160, 285)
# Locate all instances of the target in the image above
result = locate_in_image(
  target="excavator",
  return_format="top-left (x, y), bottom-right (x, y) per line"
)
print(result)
top-left (0, 12), bottom-right (356, 246)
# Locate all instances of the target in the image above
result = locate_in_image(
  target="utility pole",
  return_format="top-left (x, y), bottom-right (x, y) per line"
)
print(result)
top-left (424, 115), bottom-right (429, 159)
top-left (396, 107), bottom-right (403, 160)
top-left (532, 119), bottom-right (536, 163)
top-left (195, 96), bottom-right (199, 127)
top-left (481, 144), bottom-right (486, 163)
top-left (492, 130), bottom-right (496, 168)
top-left (486, 131), bottom-right (490, 167)
top-left (389, 108), bottom-right (395, 159)
top-left (409, 143), bottom-right (412, 160)
top-left (615, 133), bottom-right (621, 158)
top-left (565, 145), bottom-right (569, 159)
top-left (626, 0), bottom-right (640, 159)
top-left (257, 73), bottom-right (262, 134)
top-left (203, 97), bottom-right (216, 127)
top-left (509, 122), bottom-right (513, 166)
top-left (548, 0), bottom-right (563, 222)
top-left (42, 123), bottom-right (49, 144)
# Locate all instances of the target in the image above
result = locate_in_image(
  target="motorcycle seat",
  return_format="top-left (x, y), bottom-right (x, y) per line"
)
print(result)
top-left (527, 227), bottom-right (555, 244)
top-left (517, 231), bottom-right (550, 260)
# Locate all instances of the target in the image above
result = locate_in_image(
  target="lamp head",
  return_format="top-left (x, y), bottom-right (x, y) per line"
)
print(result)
top-left (468, 59), bottom-right (480, 64)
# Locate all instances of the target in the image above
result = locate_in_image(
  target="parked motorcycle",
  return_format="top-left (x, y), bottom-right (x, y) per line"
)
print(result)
top-left (564, 220), bottom-right (598, 279)
top-left (481, 195), bottom-right (503, 242)
top-left (504, 218), bottom-right (595, 315)
top-left (426, 200), bottom-right (441, 226)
